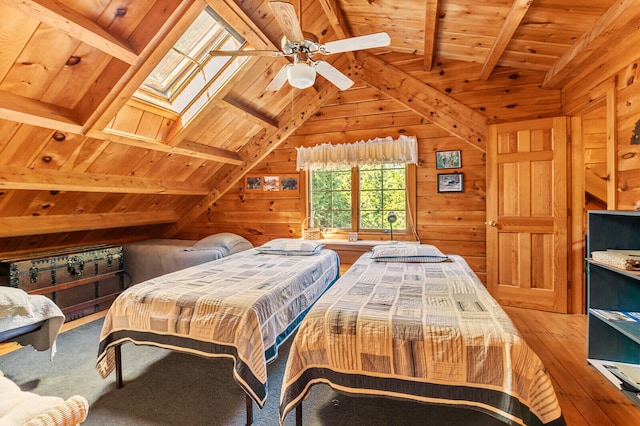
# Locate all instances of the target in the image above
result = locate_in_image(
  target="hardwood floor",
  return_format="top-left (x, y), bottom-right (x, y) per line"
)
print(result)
top-left (2, 308), bottom-right (639, 424)
top-left (505, 307), bottom-right (640, 425)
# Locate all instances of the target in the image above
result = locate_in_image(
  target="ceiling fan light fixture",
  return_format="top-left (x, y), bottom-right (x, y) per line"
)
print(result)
top-left (287, 62), bottom-right (316, 89)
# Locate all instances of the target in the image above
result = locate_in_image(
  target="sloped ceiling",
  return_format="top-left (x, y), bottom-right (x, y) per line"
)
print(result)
top-left (0, 0), bottom-right (638, 248)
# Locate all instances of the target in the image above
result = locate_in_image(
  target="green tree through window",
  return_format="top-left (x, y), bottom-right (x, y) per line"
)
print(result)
top-left (310, 164), bottom-right (406, 232)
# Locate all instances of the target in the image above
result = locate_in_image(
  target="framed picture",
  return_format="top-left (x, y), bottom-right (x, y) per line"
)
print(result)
top-left (435, 150), bottom-right (462, 169)
top-left (281, 176), bottom-right (299, 191)
top-left (437, 173), bottom-right (464, 193)
top-left (246, 176), bottom-right (262, 191)
top-left (263, 175), bottom-right (280, 191)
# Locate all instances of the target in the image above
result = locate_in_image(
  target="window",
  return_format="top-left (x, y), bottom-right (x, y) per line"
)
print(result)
top-left (310, 164), bottom-right (408, 233)
top-left (134, 7), bottom-right (247, 122)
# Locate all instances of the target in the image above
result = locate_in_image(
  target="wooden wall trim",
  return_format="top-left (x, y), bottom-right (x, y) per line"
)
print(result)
top-left (569, 116), bottom-right (585, 314)
top-left (0, 210), bottom-right (179, 238)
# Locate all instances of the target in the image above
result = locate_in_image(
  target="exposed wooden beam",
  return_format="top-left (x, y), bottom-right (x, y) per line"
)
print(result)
top-left (0, 166), bottom-right (209, 195)
top-left (0, 90), bottom-right (83, 134)
top-left (0, 211), bottom-right (179, 238)
top-left (355, 52), bottom-right (487, 151)
top-left (165, 80), bottom-right (341, 237)
top-left (423, 0), bottom-right (440, 71)
top-left (88, 130), bottom-right (243, 165)
top-left (3, 0), bottom-right (139, 65)
top-left (317, 0), bottom-right (355, 61)
top-left (542, 0), bottom-right (640, 89)
top-left (176, 140), bottom-right (244, 165)
top-left (160, 0), bottom-right (287, 146)
top-left (81, 0), bottom-right (202, 133)
top-left (479, 0), bottom-right (532, 80)
top-left (211, 0), bottom-right (279, 50)
top-left (220, 96), bottom-right (279, 130)
top-left (164, 56), bottom-right (270, 147)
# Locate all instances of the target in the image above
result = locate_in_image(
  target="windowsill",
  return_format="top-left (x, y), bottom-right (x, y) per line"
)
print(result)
top-left (319, 239), bottom-right (401, 245)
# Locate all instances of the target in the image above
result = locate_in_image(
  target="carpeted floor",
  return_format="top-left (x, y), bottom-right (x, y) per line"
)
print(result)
top-left (0, 318), bottom-right (503, 425)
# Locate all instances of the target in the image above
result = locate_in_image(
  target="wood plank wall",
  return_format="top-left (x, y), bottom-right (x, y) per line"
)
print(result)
top-left (180, 83), bottom-right (489, 281)
top-left (180, 56), bottom-right (640, 290)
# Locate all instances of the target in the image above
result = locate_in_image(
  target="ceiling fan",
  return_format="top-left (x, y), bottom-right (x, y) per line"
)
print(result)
top-left (210, 1), bottom-right (391, 91)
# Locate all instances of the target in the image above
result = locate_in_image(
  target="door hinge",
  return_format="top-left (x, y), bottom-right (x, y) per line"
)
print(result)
top-left (567, 280), bottom-right (571, 289)
top-left (567, 207), bottom-right (571, 217)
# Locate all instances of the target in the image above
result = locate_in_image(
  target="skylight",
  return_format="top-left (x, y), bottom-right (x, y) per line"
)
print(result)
top-left (134, 7), bottom-right (247, 121)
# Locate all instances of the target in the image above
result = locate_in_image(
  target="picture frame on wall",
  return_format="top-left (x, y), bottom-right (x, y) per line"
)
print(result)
top-left (246, 176), bottom-right (262, 191)
top-left (435, 150), bottom-right (462, 169)
top-left (281, 176), bottom-right (299, 191)
top-left (437, 173), bottom-right (464, 193)
top-left (263, 176), bottom-right (280, 191)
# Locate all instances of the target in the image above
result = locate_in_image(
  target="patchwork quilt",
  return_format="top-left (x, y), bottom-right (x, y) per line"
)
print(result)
top-left (97, 248), bottom-right (339, 407)
top-left (280, 253), bottom-right (564, 425)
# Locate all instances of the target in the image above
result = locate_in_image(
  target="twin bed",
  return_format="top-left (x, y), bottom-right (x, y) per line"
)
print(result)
top-left (279, 245), bottom-right (565, 426)
top-left (96, 239), bottom-right (564, 426)
top-left (122, 232), bottom-right (253, 285)
top-left (96, 239), bottom-right (339, 422)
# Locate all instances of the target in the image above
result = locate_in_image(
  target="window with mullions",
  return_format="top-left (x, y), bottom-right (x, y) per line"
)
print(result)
top-left (310, 164), bottom-right (407, 232)
top-left (134, 7), bottom-right (246, 120)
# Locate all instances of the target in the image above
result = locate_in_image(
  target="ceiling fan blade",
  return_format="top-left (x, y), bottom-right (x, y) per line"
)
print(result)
top-left (270, 1), bottom-right (304, 43)
top-left (209, 49), bottom-right (283, 57)
top-left (266, 64), bottom-right (292, 91)
top-left (314, 60), bottom-right (354, 91)
top-left (321, 32), bottom-right (391, 54)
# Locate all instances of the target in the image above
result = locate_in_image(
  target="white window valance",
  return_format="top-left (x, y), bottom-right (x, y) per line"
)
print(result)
top-left (296, 135), bottom-right (418, 171)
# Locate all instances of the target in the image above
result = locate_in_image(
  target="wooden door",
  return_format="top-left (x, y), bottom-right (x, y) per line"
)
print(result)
top-left (487, 117), bottom-right (568, 313)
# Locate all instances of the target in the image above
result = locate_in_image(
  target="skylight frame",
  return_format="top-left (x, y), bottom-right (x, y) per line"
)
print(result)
top-left (134, 6), bottom-right (247, 115)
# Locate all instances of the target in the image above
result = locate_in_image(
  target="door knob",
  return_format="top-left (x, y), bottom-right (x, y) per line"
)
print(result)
top-left (486, 220), bottom-right (497, 227)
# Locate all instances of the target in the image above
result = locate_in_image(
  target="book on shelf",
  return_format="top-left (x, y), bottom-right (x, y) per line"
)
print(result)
top-left (604, 363), bottom-right (640, 393)
top-left (592, 308), bottom-right (640, 323)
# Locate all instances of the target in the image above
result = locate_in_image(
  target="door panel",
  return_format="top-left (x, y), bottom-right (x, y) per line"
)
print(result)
top-left (487, 117), bottom-right (568, 313)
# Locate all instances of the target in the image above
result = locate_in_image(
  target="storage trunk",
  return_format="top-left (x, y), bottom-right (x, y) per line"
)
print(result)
top-left (0, 244), bottom-right (125, 322)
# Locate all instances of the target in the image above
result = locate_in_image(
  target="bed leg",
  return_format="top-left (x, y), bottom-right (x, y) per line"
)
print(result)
top-left (245, 394), bottom-right (253, 425)
top-left (296, 403), bottom-right (302, 426)
top-left (115, 344), bottom-right (123, 389)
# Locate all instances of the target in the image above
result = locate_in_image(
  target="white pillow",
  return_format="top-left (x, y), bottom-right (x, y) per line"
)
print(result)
top-left (255, 239), bottom-right (324, 256)
top-left (191, 233), bottom-right (253, 253)
top-left (0, 287), bottom-right (34, 318)
top-left (371, 244), bottom-right (449, 263)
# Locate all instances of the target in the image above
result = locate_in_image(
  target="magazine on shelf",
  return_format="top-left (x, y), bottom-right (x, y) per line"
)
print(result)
top-left (591, 249), bottom-right (640, 271)
top-left (604, 363), bottom-right (640, 393)
top-left (592, 308), bottom-right (640, 323)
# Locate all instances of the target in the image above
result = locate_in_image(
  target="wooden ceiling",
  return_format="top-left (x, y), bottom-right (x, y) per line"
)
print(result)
top-left (0, 0), bottom-right (638, 248)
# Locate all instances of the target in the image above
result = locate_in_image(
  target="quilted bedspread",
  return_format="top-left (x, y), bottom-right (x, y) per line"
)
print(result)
top-left (280, 253), bottom-right (564, 425)
top-left (96, 248), bottom-right (339, 407)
